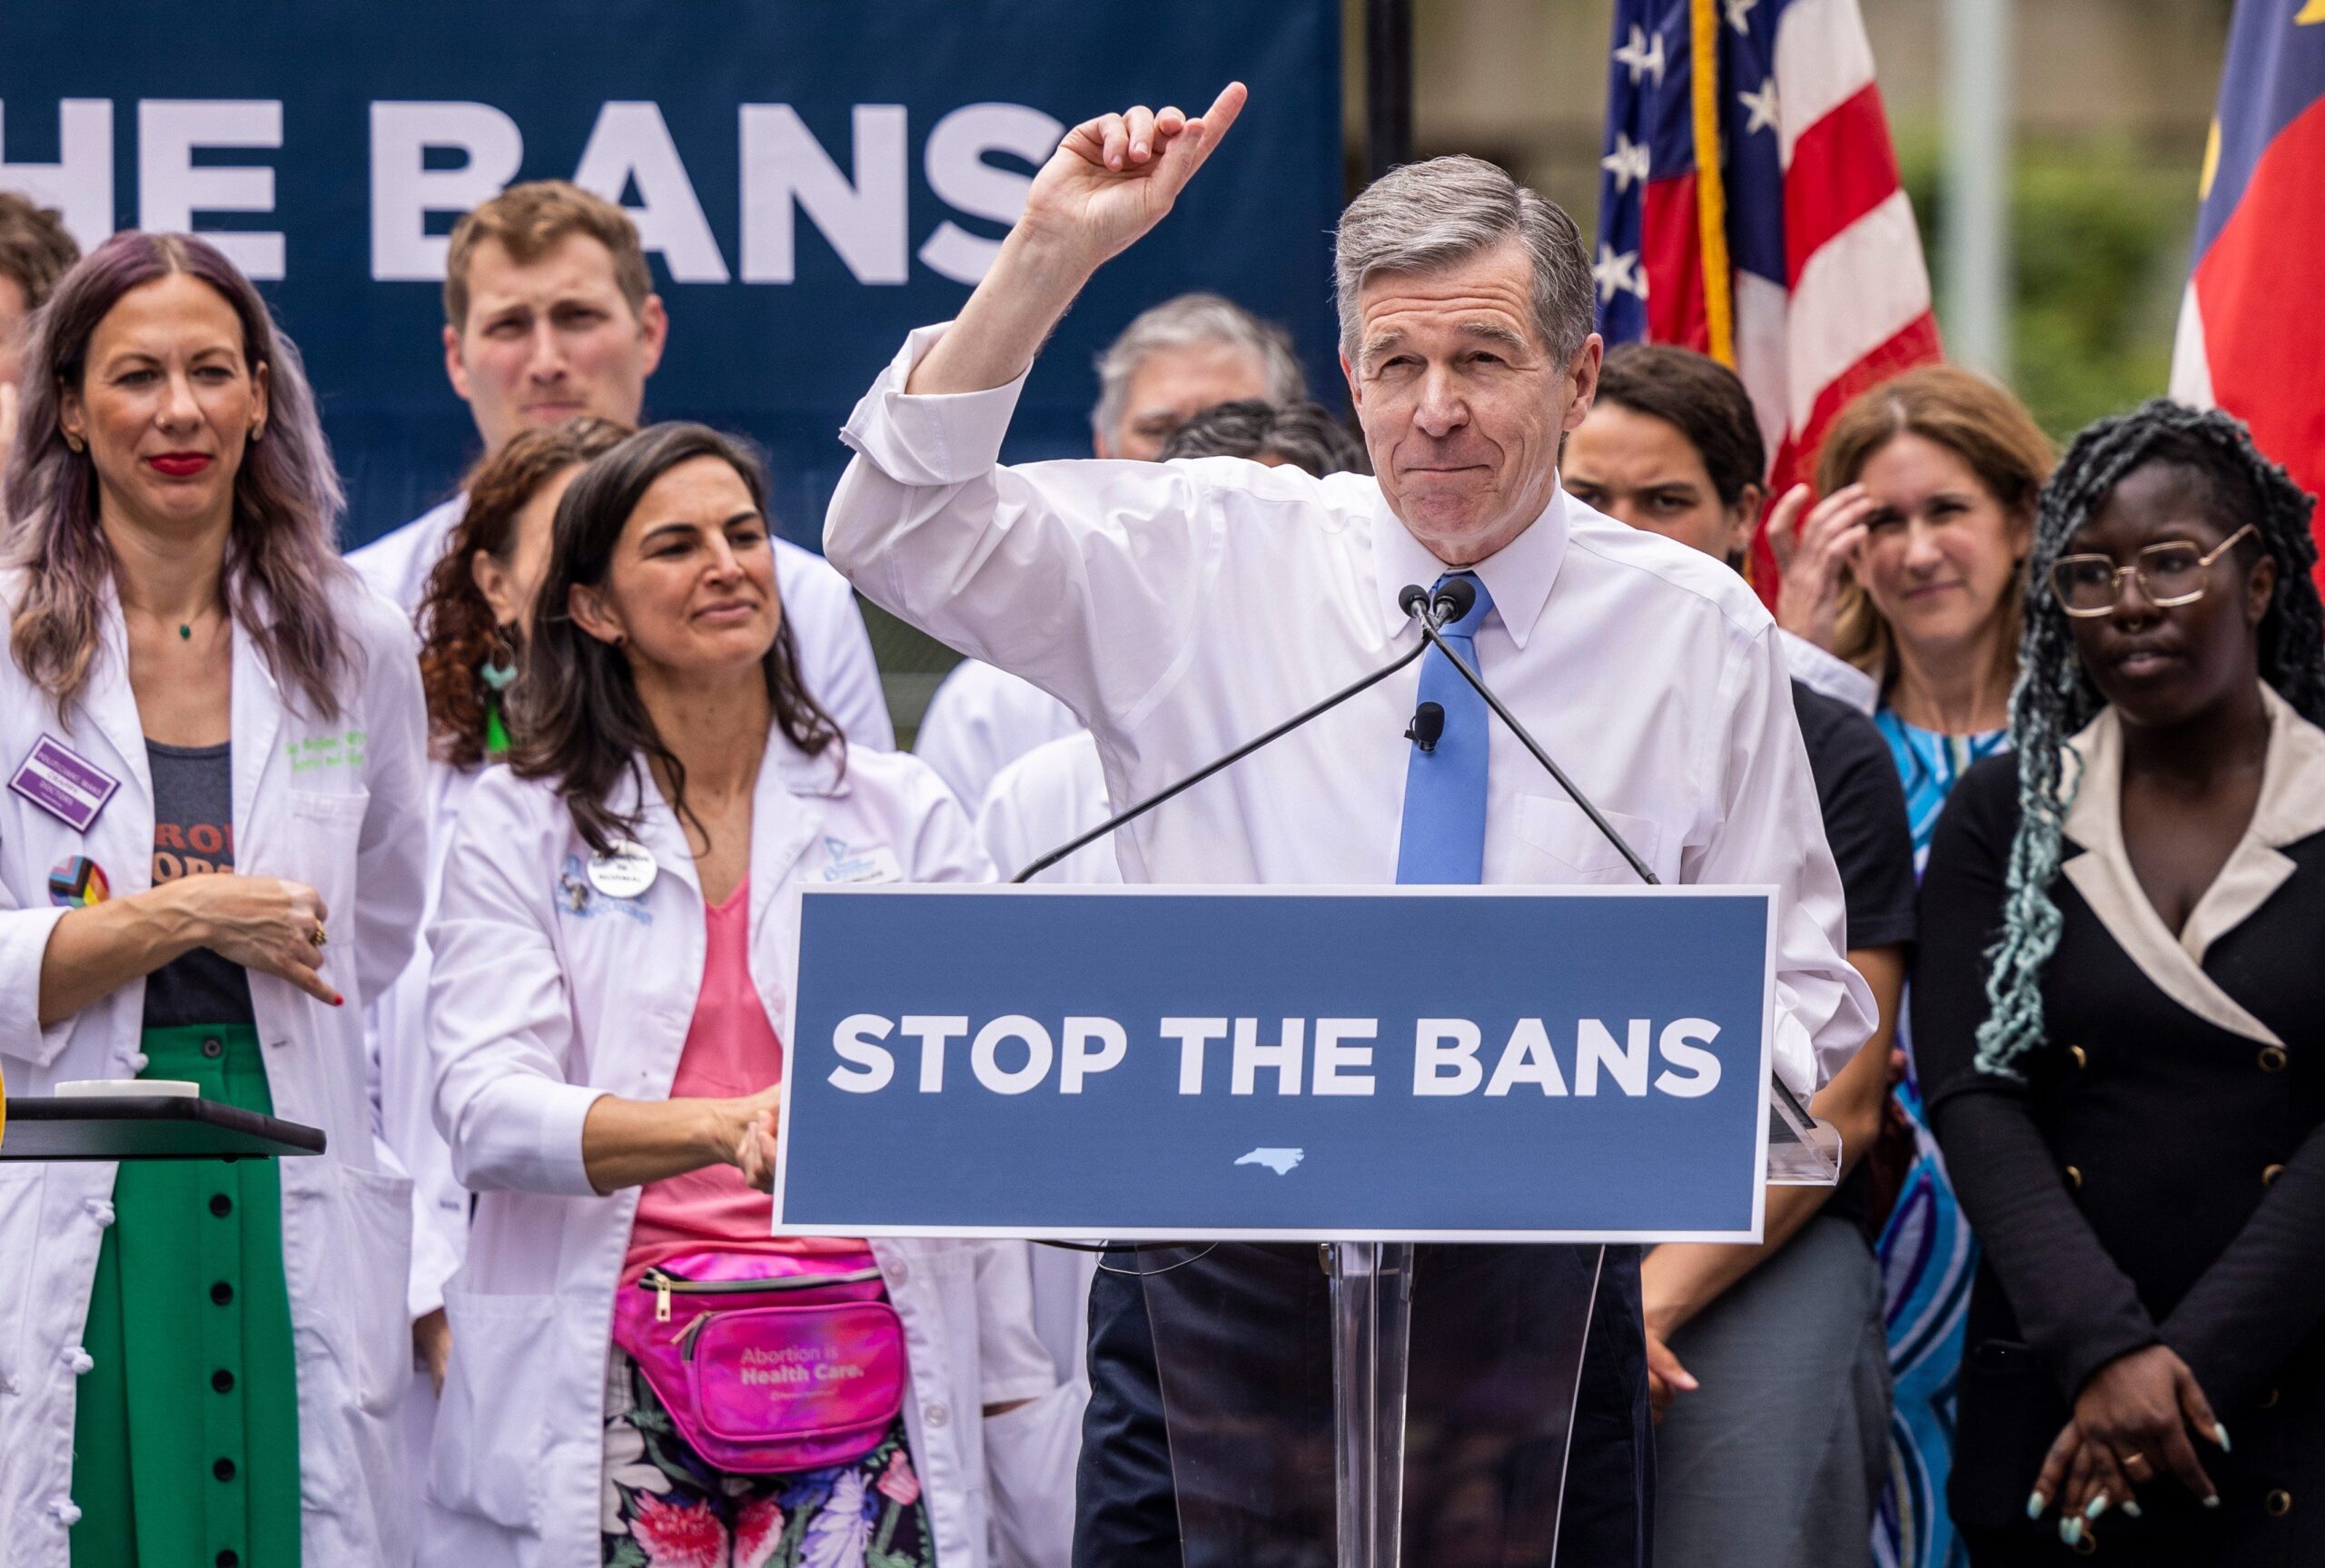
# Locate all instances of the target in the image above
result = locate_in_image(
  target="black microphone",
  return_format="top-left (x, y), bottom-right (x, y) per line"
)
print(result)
top-left (1405, 701), bottom-right (1445, 753)
top-left (1431, 576), bottom-right (1477, 626)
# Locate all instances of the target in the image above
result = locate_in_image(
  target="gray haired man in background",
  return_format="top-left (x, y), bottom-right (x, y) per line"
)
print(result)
top-left (1090, 291), bottom-right (1306, 459)
top-left (827, 84), bottom-right (1871, 1564)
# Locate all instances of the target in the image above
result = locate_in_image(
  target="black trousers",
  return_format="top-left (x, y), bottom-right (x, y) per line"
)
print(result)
top-left (1072, 1242), bottom-right (1653, 1568)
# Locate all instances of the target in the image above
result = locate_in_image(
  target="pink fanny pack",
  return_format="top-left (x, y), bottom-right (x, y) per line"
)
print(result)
top-left (611, 1249), bottom-right (906, 1474)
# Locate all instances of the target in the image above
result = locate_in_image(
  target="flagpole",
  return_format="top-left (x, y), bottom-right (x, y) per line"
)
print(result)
top-left (1366, 0), bottom-right (1415, 182)
top-left (1944, 0), bottom-right (2012, 375)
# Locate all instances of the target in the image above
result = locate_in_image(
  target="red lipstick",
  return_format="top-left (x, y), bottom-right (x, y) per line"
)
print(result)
top-left (147, 453), bottom-right (213, 478)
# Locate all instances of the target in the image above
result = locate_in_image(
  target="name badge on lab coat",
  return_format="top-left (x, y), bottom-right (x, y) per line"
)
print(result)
top-left (589, 840), bottom-right (659, 899)
top-left (820, 840), bottom-right (903, 885)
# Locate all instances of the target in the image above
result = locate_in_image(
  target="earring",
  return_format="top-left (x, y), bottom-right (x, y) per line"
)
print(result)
top-left (479, 626), bottom-right (519, 692)
top-left (63, 433), bottom-right (84, 454)
top-left (249, 425), bottom-right (263, 445)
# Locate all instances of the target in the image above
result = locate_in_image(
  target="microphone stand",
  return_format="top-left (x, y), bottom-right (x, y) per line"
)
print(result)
top-left (1009, 626), bottom-right (1435, 884)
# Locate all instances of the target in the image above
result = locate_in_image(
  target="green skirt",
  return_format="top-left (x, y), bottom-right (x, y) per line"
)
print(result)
top-left (71, 1023), bottom-right (302, 1567)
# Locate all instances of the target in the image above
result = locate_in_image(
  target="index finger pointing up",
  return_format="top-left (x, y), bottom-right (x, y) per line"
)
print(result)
top-left (1192, 81), bottom-right (1249, 142)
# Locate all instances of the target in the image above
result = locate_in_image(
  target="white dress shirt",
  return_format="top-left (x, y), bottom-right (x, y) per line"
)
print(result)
top-left (349, 497), bottom-right (898, 750)
top-left (975, 730), bottom-right (1122, 885)
top-left (826, 323), bottom-right (1875, 1097)
top-left (916, 658), bottom-right (1082, 809)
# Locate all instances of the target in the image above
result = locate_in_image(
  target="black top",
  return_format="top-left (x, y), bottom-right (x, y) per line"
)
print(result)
top-left (142, 739), bottom-right (255, 1029)
top-left (1793, 681), bottom-right (1915, 1233)
top-left (1914, 751), bottom-right (2325, 1543)
top-left (1793, 681), bottom-right (1917, 952)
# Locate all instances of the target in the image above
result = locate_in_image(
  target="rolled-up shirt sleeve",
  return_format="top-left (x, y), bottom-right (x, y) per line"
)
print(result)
top-left (0, 900), bottom-right (73, 1066)
top-left (1685, 621), bottom-right (1877, 1097)
top-left (826, 322), bottom-right (1225, 735)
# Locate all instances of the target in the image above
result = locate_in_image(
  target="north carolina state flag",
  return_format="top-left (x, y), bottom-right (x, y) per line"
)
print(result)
top-left (2172, 0), bottom-right (2325, 584)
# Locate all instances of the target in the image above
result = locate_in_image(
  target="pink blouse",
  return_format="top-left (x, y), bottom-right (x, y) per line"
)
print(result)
top-left (623, 874), bottom-right (866, 1286)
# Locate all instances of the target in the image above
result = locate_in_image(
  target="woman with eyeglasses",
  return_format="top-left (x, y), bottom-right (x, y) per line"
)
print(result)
top-left (1914, 402), bottom-right (2325, 1563)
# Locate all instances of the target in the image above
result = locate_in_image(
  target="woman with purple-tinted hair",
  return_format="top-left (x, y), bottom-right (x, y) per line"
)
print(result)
top-left (0, 232), bottom-right (430, 1567)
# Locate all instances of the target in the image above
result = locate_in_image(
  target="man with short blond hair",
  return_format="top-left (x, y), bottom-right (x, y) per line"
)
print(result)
top-left (350, 179), bottom-right (890, 747)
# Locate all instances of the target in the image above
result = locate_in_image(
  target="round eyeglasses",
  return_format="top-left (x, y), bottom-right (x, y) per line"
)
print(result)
top-left (2048, 523), bottom-right (2258, 618)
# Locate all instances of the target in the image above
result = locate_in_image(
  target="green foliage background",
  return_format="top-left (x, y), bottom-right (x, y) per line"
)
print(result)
top-left (1899, 134), bottom-right (2199, 442)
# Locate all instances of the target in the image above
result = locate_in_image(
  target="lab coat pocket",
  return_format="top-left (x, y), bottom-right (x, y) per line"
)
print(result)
top-left (283, 789), bottom-right (369, 938)
top-left (983, 1381), bottom-right (1083, 1568)
top-left (430, 1287), bottom-right (556, 1529)
top-left (334, 1160), bottom-right (417, 1415)
top-left (1512, 795), bottom-right (1661, 885)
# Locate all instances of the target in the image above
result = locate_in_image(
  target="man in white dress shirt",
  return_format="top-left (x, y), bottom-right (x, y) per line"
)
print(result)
top-left (826, 85), bottom-right (1873, 1564)
top-left (915, 291), bottom-right (1308, 805)
top-left (348, 180), bottom-right (892, 747)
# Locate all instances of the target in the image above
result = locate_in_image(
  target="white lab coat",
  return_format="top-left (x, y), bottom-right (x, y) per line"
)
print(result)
top-left (969, 735), bottom-right (1112, 1426)
top-left (420, 735), bottom-right (1071, 1568)
top-left (351, 498), bottom-right (900, 750)
top-left (975, 730), bottom-right (1121, 887)
top-left (915, 659), bottom-right (1080, 810)
top-left (0, 568), bottom-right (430, 1567)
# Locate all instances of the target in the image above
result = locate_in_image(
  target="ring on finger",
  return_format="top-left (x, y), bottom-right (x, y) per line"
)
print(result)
top-left (2119, 1452), bottom-right (2146, 1471)
top-left (309, 922), bottom-right (328, 949)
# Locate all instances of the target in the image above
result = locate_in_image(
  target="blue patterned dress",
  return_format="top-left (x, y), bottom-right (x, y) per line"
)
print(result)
top-left (1871, 711), bottom-right (2008, 1568)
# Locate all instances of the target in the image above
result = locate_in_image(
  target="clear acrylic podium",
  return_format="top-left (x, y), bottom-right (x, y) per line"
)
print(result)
top-left (1131, 1075), bottom-right (1839, 1568)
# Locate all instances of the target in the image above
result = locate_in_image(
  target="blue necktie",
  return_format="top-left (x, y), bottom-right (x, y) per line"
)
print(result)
top-left (1395, 573), bottom-right (1495, 884)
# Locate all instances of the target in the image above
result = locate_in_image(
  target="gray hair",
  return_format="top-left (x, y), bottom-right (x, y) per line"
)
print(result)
top-left (1091, 292), bottom-right (1306, 446)
top-left (1334, 154), bottom-right (1594, 368)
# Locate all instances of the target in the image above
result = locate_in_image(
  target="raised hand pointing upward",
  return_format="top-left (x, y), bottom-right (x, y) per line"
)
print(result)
top-left (907, 84), bottom-right (1249, 399)
top-left (1026, 85), bottom-right (1249, 270)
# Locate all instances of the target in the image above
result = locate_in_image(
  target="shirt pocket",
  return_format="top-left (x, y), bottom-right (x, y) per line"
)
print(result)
top-left (1511, 795), bottom-right (1662, 885)
top-left (430, 1287), bottom-right (558, 1529)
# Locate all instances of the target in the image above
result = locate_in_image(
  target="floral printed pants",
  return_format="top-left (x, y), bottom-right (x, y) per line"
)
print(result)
top-left (602, 1351), bottom-right (935, 1568)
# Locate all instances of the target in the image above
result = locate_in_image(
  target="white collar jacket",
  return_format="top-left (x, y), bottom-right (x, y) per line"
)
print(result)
top-left (2060, 682), bottom-right (2325, 1049)
top-left (420, 736), bottom-right (1065, 1568)
top-left (0, 567), bottom-right (431, 1566)
top-left (826, 323), bottom-right (1875, 1098)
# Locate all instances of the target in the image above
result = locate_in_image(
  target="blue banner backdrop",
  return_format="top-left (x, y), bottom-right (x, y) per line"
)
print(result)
top-left (0, 3), bottom-right (1342, 547)
top-left (777, 886), bottom-right (1778, 1243)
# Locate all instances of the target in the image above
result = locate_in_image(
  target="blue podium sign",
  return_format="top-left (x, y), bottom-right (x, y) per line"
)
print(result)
top-left (776, 885), bottom-right (1778, 1243)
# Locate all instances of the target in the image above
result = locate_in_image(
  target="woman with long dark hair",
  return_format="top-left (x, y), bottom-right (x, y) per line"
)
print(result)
top-left (1917, 402), bottom-right (2325, 1562)
top-left (0, 232), bottom-right (430, 1565)
top-left (420, 423), bottom-right (1065, 1568)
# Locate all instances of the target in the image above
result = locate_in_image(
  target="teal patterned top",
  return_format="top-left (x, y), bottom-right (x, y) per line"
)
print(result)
top-left (1874, 709), bottom-right (2011, 873)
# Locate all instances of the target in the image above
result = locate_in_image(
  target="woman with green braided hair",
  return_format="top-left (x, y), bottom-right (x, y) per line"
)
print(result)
top-left (1914, 399), bottom-right (2325, 1563)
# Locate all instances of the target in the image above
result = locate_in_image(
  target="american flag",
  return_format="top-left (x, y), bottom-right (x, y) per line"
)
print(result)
top-left (2171, 0), bottom-right (2325, 587)
top-left (1595, 0), bottom-right (1942, 601)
